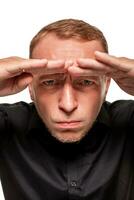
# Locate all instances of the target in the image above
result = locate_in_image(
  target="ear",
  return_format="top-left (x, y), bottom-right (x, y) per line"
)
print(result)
top-left (28, 83), bottom-right (35, 101)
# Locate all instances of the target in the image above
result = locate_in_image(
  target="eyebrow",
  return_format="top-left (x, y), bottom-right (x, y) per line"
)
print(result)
top-left (38, 73), bottom-right (66, 81)
top-left (72, 76), bottom-right (100, 81)
top-left (38, 73), bottom-right (101, 83)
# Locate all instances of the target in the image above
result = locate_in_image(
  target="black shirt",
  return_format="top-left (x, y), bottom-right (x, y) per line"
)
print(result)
top-left (0, 100), bottom-right (134, 200)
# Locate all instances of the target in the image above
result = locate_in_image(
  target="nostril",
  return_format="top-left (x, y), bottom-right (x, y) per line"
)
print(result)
top-left (58, 87), bottom-right (78, 113)
top-left (59, 99), bottom-right (78, 113)
top-left (59, 105), bottom-right (77, 114)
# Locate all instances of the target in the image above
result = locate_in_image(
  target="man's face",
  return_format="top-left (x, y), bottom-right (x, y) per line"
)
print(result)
top-left (29, 34), bottom-right (110, 143)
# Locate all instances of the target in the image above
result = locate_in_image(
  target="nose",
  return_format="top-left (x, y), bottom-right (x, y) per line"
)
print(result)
top-left (58, 83), bottom-right (78, 114)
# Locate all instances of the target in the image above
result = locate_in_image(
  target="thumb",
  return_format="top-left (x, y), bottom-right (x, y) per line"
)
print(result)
top-left (15, 73), bottom-right (33, 93)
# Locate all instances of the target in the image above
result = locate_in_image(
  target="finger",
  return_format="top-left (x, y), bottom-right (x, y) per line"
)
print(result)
top-left (76, 58), bottom-right (118, 76)
top-left (68, 66), bottom-right (107, 77)
top-left (6, 58), bottom-right (48, 75)
top-left (95, 51), bottom-right (129, 71)
top-left (77, 58), bottom-right (114, 72)
top-left (64, 60), bottom-right (74, 69)
top-left (46, 60), bottom-right (65, 69)
top-left (14, 73), bottom-right (33, 93)
top-left (31, 59), bottom-right (66, 75)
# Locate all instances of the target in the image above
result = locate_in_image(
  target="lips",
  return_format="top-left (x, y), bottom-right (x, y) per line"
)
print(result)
top-left (55, 121), bottom-right (82, 129)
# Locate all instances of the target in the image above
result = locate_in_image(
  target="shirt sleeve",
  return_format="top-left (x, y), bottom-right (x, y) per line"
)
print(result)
top-left (128, 101), bottom-right (134, 128)
top-left (0, 106), bottom-right (8, 138)
top-left (0, 102), bottom-right (30, 146)
top-left (109, 100), bottom-right (134, 129)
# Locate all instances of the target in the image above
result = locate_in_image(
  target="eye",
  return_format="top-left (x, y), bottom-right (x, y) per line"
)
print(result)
top-left (74, 79), bottom-right (94, 87)
top-left (42, 79), bottom-right (57, 86)
top-left (82, 79), bottom-right (93, 86)
top-left (40, 74), bottom-right (66, 88)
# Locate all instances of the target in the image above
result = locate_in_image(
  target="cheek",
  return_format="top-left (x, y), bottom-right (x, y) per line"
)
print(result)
top-left (81, 88), bottom-right (104, 117)
top-left (34, 90), bottom-right (58, 120)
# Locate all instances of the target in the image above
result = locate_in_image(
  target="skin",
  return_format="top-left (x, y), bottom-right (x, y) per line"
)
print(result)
top-left (94, 52), bottom-right (134, 95)
top-left (0, 56), bottom-right (65, 96)
top-left (29, 34), bottom-right (110, 143)
top-left (0, 32), bottom-right (134, 143)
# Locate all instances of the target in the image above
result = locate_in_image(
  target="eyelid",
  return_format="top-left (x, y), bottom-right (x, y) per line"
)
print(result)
top-left (42, 79), bottom-right (59, 84)
top-left (72, 77), bottom-right (102, 88)
top-left (40, 74), bottom-right (66, 82)
top-left (75, 79), bottom-right (93, 82)
top-left (72, 77), bottom-right (95, 83)
top-left (41, 77), bottom-right (65, 87)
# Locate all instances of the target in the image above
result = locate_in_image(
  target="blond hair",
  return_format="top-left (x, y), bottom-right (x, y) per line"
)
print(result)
top-left (30, 19), bottom-right (108, 57)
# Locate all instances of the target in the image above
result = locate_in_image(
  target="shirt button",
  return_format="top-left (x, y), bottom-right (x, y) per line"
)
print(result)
top-left (70, 181), bottom-right (77, 187)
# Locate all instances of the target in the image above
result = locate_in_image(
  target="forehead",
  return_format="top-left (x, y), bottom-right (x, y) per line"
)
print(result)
top-left (32, 34), bottom-right (105, 60)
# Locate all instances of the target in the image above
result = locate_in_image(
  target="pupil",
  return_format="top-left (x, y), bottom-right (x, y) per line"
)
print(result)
top-left (84, 80), bottom-right (90, 85)
top-left (47, 80), bottom-right (54, 85)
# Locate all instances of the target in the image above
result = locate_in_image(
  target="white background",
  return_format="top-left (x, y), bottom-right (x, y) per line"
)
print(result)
top-left (0, 0), bottom-right (134, 199)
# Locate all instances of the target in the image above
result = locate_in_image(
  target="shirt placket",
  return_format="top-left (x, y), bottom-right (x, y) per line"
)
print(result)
top-left (67, 159), bottom-right (82, 200)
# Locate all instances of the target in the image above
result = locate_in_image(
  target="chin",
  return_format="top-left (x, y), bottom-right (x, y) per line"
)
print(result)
top-left (50, 130), bottom-right (88, 143)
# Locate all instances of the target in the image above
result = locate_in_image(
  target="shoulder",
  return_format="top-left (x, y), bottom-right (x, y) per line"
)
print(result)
top-left (0, 101), bottom-right (35, 131)
top-left (105, 100), bottom-right (134, 128)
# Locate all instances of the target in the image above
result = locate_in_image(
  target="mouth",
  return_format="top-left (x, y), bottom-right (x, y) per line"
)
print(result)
top-left (55, 121), bottom-right (83, 130)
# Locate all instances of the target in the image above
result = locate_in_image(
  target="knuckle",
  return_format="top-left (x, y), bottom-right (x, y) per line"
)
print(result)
top-left (8, 56), bottom-right (22, 60)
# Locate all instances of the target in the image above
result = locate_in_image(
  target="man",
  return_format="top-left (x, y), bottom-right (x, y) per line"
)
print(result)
top-left (0, 19), bottom-right (134, 200)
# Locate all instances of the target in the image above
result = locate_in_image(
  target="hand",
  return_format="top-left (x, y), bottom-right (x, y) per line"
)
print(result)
top-left (0, 56), bottom-right (65, 96)
top-left (95, 51), bottom-right (134, 96)
top-left (67, 52), bottom-right (134, 96)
